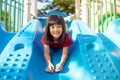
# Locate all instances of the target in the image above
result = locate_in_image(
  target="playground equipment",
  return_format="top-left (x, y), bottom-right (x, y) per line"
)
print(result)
top-left (0, 21), bottom-right (15, 54)
top-left (98, 19), bottom-right (120, 73)
top-left (0, 19), bottom-right (120, 80)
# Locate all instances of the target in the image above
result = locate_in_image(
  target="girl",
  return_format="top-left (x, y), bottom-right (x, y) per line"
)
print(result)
top-left (41, 14), bottom-right (72, 73)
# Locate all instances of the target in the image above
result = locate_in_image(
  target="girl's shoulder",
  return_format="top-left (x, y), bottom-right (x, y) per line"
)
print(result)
top-left (40, 33), bottom-right (45, 44)
top-left (66, 32), bottom-right (69, 35)
top-left (65, 32), bottom-right (71, 39)
top-left (63, 32), bottom-right (72, 47)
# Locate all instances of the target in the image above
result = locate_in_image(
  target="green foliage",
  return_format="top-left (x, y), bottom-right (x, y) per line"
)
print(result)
top-left (38, 0), bottom-right (49, 2)
top-left (98, 14), bottom-right (120, 33)
top-left (1, 11), bottom-right (9, 30)
top-left (38, 0), bottom-right (75, 16)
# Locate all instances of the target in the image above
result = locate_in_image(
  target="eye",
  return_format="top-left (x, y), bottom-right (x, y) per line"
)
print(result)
top-left (57, 25), bottom-right (62, 28)
top-left (50, 25), bottom-right (54, 28)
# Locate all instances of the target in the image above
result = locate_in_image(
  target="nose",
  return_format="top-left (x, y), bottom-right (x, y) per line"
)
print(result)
top-left (54, 27), bottom-right (58, 31)
top-left (53, 25), bottom-right (58, 31)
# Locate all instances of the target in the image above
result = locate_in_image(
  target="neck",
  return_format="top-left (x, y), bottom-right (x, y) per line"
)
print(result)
top-left (53, 38), bottom-right (58, 40)
top-left (52, 38), bottom-right (59, 43)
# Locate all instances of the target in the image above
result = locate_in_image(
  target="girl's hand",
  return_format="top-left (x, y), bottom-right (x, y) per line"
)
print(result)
top-left (55, 63), bottom-right (63, 72)
top-left (45, 63), bottom-right (54, 73)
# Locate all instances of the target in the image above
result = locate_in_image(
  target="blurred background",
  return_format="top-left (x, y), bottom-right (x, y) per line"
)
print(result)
top-left (0, 0), bottom-right (120, 33)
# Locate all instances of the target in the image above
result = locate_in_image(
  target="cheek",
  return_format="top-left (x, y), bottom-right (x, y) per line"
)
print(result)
top-left (49, 29), bottom-right (52, 34)
top-left (58, 27), bottom-right (62, 31)
top-left (60, 28), bottom-right (63, 33)
top-left (49, 28), bottom-right (52, 32)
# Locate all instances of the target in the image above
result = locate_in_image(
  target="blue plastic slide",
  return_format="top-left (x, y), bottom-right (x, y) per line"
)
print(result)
top-left (0, 21), bottom-right (15, 54)
top-left (98, 19), bottom-right (120, 73)
top-left (0, 20), bottom-right (38, 80)
top-left (0, 19), bottom-right (120, 80)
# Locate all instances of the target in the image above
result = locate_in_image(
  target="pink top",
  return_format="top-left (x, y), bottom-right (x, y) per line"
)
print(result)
top-left (40, 33), bottom-right (72, 48)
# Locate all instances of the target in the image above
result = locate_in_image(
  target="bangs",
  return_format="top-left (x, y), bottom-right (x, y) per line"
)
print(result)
top-left (47, 16), bottom-right (62, 26)
top-left (48, 21), bottom-right (61, 26)
top-left (48, 21), bottom-right (56, 26)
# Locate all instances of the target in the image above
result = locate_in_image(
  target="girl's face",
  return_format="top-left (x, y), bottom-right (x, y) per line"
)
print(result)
top-left (49, 24), bottom-right (62, 40)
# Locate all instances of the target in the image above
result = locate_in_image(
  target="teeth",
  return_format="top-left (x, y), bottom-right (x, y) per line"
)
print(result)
top-left (54, 32), bottom-right (59, 34)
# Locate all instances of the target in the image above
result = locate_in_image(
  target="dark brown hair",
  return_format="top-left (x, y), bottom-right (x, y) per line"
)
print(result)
top-left (44, 14), bottom-right (66, 44)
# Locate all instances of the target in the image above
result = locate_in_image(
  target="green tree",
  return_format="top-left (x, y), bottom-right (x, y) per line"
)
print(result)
top-left (1, 11), bottom-right (9, 31)
top-left (38, 0), bottom-right (49, 2)
top-left (38, 0), bottom-right (75, 16)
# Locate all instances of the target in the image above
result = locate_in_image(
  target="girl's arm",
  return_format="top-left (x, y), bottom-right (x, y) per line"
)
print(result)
top-left (60, 46), bottom-right (69, 65)
top-left (44, 44), bottom-right (54, 72)
top-left (55, 46), bottom-right (69, 72)
top-left (44, 44), bottom-right (51, 65)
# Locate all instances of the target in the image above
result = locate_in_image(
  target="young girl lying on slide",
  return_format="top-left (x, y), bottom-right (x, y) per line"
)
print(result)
top-left (41, 14), bottom-right (72, 73)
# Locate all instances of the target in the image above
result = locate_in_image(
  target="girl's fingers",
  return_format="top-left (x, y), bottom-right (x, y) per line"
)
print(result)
top-left (45, 67), bottom-right (50, 72)
top-left (49, 66), bottom-right (54, 72)
top-left (45, 66), bottom-right (54, 73)
top-left (55, 63), bottom-right (63, 72)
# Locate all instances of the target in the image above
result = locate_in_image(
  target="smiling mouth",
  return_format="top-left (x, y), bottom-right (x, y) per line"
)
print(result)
top-left (53, 32), bottom-right (61, 35)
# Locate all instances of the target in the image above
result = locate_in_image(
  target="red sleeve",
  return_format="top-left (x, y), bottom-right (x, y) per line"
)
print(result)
top-left (63, 33), bottom-right (72, 47)
top-left (40, 34), bottom-right (45, 44)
